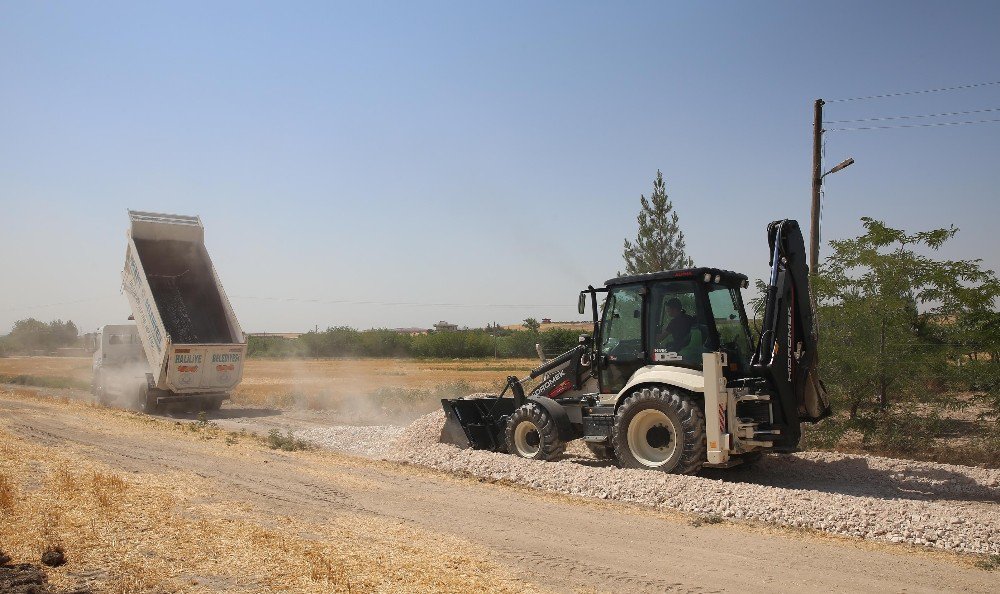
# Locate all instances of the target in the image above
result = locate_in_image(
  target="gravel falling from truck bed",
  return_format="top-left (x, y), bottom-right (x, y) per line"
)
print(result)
top-left (387, 410), bottom-right (1000, 556)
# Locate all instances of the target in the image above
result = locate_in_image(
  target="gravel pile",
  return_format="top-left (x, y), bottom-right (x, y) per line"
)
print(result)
top-left (387, 411), bottom-right (1000, 555)
top-left (296, 425), bottom-right (406, 458)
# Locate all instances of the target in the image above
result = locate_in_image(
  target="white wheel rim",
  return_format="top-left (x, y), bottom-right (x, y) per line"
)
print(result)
top-left (514, 420), bottom-right (541, 457)
top-left (626, 409), bottom-right (677, 467)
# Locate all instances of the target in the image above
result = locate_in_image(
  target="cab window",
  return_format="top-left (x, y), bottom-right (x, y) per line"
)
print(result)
top-left (599, 285), bottom-right (645, 393)
top-left (600, 286), bottom-right (643, 359)
top-left (647, 281), bottom-right (709, 367)
top-left (707, 285), bottom-right (753, 370)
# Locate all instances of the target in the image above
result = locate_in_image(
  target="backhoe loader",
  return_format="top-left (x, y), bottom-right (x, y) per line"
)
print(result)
top-left (441, 219), bottom-right (830, 474)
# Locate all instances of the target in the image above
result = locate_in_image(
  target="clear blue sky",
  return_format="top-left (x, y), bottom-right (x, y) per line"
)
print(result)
top-left (2, 1), bottom-right (998, 333)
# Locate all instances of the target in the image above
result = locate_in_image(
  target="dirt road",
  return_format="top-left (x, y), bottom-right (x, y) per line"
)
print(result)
top-left (1, 389), bottom-right (995, 593)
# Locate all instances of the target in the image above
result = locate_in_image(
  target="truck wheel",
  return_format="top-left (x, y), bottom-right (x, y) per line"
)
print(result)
top-left (202, 397), bottom-right (223, 412)
top-left (93, 371), bottom-right (111, 406)
top-left (585, 442), bottom-right (616, 461)
top-left (505, 403), bottom-right (565, 461)
top-left (612, 386), bottom-right (705, 474)
top-left (137, 384), bottom-right (160, 414)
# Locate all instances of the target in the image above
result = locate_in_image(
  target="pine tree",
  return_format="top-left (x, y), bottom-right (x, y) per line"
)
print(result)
top-left (621, 170), bottom-right (694, 275)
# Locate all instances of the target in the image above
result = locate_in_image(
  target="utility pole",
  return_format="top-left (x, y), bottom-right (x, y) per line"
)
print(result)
top-left (809, 98), bottom-right (824, 277)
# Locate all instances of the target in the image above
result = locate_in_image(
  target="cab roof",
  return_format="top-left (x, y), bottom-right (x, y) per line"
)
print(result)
top-left (605, 267), bottom-right (748, 288)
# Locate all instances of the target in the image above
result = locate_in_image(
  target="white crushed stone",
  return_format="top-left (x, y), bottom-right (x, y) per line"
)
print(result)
top-left (295, 425), bottom-right (405, 458)
top-left (385, 410), bottom-right (1000, 555)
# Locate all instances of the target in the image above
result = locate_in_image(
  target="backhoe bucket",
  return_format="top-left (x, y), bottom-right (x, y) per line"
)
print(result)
top-left (439, 397), bottom-right (515, 452)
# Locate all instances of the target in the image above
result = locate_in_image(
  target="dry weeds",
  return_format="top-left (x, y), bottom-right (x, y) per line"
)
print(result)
top-left (0, 356), bottom-right (92, 383)
top-left (0, 388), bottom-right (545, 593)
top-left (230, 358), bottom-right (534, 414)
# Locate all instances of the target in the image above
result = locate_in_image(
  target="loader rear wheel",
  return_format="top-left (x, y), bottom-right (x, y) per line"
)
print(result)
top-left (612, 386), bottom-right (705, 474)
top-left (505, 403), bottom-right (565, 461)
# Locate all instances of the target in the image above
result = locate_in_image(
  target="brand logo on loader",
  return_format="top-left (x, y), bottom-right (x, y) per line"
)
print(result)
top-left (549, 379), bottom-right (573, 397)
top-left (536, 370), bottom-right (566, 396)
top-left (787, 303), bottom-right (793, 382)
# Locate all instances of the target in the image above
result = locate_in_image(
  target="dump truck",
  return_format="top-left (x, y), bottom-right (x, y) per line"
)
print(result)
top-left (91, 211), bottom-right (246, 412)
top-left (441, 219), bottom-right (830, 474)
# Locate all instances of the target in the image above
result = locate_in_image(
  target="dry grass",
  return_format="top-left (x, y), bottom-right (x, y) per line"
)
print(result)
top-left (0, 388), bottom-right (545, 593)
top-left (0, 356), bottom-right (541, 424)
top-left (231, 358), bottom-right (536, 413)
top-left (0, 355), bottom-right (92, 383)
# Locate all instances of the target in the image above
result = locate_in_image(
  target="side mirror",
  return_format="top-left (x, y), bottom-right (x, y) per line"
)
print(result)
top-left (578, 292), bottom-right (587, 315)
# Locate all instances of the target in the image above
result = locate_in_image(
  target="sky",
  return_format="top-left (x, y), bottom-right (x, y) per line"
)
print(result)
top-left (2, 0), bottom-right (999, 334)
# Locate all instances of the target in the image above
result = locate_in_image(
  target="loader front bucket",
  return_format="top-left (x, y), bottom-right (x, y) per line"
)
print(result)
top-left (440, 397), bottom-right (516, 452)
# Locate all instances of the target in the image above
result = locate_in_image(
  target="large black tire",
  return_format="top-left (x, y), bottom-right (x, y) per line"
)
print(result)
top-left (92, 370), bottom-right (112, 406)
top-left (505, 402), bottom-right (566, 461)
top-left (585, 441), bottom-right (616, 461)
top-left (201, 397), bottom-right (223, 412)
top-left (612, 386), bottom-right (706, 474)
top-left (136, 384), bottom-right (160, 414)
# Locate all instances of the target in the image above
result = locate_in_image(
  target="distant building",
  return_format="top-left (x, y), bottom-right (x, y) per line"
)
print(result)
top-left (56, 347), bottom-right (89, 357)
top-left (391, 327), bottom-right (430, 336)
top-left (433, 320), bottom-right (459, 332)
top-left (541, 318), bottom-right (552, 324)
top-left (246, 332), bottom-right (303, 340)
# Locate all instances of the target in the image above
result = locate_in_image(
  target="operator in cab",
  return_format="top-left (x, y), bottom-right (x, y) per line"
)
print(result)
top-left (655, 298), bottom-right (695, 351)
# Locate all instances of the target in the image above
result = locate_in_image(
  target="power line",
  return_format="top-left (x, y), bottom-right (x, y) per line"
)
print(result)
top-left (231, 295), bottom-right (571, 308)
top-left (827, 117), bottom-right (1000, 132)
top-left (824, 106), bottom-right (1000, 124)
top-left (1, 295), bottom-right (119, 313)
top-left (826, 80), bottom-right (1000, 103)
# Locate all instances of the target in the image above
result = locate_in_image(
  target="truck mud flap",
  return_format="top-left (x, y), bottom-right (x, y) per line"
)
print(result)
top-left (440, 397), bottom-right (515, 452)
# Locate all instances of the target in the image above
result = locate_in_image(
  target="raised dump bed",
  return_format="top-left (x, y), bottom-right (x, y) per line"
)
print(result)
top-left (121, 210), bottom-right (246, 402)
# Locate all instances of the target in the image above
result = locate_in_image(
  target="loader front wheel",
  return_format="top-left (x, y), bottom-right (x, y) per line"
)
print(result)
top-left (505, 403), bottom-right (565, 461)
top-left (612, 386), bottom-right (705, 474)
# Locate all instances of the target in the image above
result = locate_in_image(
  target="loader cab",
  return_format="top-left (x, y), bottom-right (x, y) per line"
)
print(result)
top-left (595, 269), bottom-right (753, 394)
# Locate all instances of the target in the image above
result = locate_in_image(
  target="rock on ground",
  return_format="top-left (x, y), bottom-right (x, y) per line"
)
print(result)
top-left (385, 410), bottom-right (1000, 556)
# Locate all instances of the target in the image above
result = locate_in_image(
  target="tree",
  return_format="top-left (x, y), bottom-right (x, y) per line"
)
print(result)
top-left (621, 170), bottom-right (694, 275)
top-left (522, 318), bottom-right (540, 333)
top-left (5, 318), bottom-right (79, 353)
top-left (814, 218), bottom-right (999, 419)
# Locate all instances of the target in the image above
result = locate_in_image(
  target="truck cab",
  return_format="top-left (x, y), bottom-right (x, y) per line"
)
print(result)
top-left (91, 324), bottom-right (148, 406)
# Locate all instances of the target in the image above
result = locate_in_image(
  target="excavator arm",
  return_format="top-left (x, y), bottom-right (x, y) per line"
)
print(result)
top-left (751, 219), bottom-right (831, 450)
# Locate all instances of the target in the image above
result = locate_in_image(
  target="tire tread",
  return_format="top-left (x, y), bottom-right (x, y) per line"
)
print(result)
top-left (612, 386), bottom-right (706, 474)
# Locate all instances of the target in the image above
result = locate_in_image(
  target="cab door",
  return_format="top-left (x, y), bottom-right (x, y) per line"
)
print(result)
top-left (598, 285), bottom-right (646, 393)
